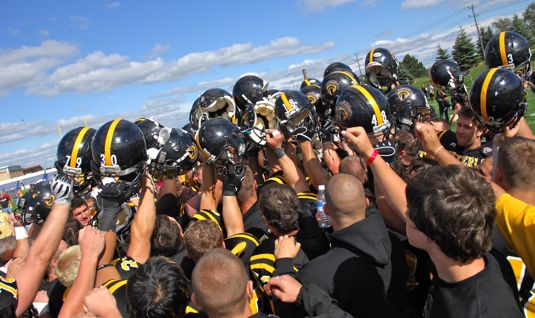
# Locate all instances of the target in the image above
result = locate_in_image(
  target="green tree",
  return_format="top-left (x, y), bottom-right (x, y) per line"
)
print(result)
top-left (492, 17), bottom-right (512, 33)
top-left (398, 65), bottom-right (414, 84)
top-left (512, 14), bottom-right (535, 46)
top-left (478, 26), bottom-right (494, 56)
top-left (523, 3), bottom-right (535, 30)
top-left (400, 54), bottom-right (427, 78)
top-left (436, 44), bottom-right (450, 61)
top-left (452, 27), bottom-right (481, 71)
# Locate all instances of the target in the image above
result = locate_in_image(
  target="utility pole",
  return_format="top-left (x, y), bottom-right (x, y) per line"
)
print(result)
top-left (355, 51), bottom-right (364, 77)
top-left (469, 3), bottom-right (486, 60)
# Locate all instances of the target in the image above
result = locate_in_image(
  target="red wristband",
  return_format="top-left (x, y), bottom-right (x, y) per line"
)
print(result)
top-left (366, 149), bottom-right (379, 166)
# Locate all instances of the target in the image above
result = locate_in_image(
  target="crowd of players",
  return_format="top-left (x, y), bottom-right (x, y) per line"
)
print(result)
top-left (0, 30), bottom-right (534, 318)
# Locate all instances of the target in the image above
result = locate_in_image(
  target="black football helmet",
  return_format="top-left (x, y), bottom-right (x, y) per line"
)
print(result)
top-left (301, 84), bottom-right (324, 115)
top-left (55, 126), bottom-right (96, 194)
top-left (300, 78), bottom-right (322, 90)
top-left (190, 88), bottom-right (239, 130)
top-left (365, 48), bottom-right (399, 92)
top-left (429, 59), bottom-right (464, 90)
top-left (387, 85), bottom-right (431, 131)
top-left (196, 118), bottom-right (246, 166)
top-left (274, 90), bottom-right (317, 137)
top-left (232, 75), bottom-right (268, 110)
top-left (321, 70), bottom-right (360, 116)
top-left (19, 180), bottom-right (54, 225)
top-left (334, 84), bottom-right (392, 136)
top-left (323, 62), bottom-right (354, 77)
top-left (134, 117), bottom-right (164, 150)
top-left (149, 128), bottom-right (198, 180)
top-left (91, 119), bottom-right (147, 193)
top-left (485, 31), bottom-right (531, 77)
top-left (241, 99), bottom-right (277, 146)
top-left (470, 67), bottom-right (527, 132)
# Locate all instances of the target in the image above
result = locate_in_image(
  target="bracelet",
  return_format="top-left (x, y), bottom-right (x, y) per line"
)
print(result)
top-left (432, 145), bottom-right (444, 158)
top-left (14, 227), bottom-right (28, 240)
top-left (97, 263), bottom-right (114, 271)
top-left (366, 149), bottom-right (379, 166)
top-left (273, 147), bottom-right (286, 159)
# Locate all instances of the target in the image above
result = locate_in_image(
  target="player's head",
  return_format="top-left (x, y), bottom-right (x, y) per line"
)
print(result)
top-left (258, 183), bottom-right (300, 236)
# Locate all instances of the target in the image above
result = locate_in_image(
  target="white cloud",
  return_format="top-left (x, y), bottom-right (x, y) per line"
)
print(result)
top-left (20, 37), bottom-right (333, 96)
top-left (0, 143), bottom-right (58, 168)
top-left (146, 43), bottom-right (170, 59)
top-left (106, 1), bottom-right (121, 9)
top-left (401, 0), bottom-right (443, 9)
top-left (70, 16), bottom-right (90, 30)
top-left (38, 29), bottom-right (50, 37)
top-left (298, 0), bottom-right (354, 12)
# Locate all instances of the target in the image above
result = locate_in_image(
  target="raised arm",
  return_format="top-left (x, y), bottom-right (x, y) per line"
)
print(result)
top-left (299, 139), bottom-right (330, 188)
top-left (15, 176), bottom-right (72, 316)
top-left (221, 164), bottom-right (246, 237)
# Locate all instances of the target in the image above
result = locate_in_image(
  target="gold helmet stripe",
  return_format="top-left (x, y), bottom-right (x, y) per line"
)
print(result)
top-left (499, 32), bottom-right (508, 66)
top-left (304, 79), bottom-right (311, 86)
top-left (104, 119), bottom-right (121, 166)
top-left (280, 92), bottom-right (293, 112)
top-left (369, 48), bottom-right (375, 63)
top-left (336, 71), bottom-right (357, 83)
top-left (480, 68), bottom-right (498, 122)
top-left (195, 129), bottom-right (208, 158)
top-left (69, 127), bottom-right (90, 168)
top-left (351, 84), bottom-right (383, 125)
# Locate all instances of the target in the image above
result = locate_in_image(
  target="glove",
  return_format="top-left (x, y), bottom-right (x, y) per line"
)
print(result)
top-left (96, 181), bottom-right (132, 232)
top-left (222, 164), bottom-right (246, 196)
top-left (50, 175), bottom-right (73, 205)
top-left (293, 120), bottom-right (316, 143)
top-left (375, 140), bottom-right (397, 165)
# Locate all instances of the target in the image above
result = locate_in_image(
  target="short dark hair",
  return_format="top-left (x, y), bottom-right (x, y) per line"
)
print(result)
top-left (497, 137), bottom-right (535, 190)
top-left (406, 166), bottom-right (495, 263)
top-left (127, 256), bottom-right (190, 318)
top-left (258, 183), bottom-right (300, 234)
top-left (458, 107), bottom-right (483, 130)
top-left (70, 196), bottom-right (87, 211)
top-left (63, 218), bottom-right (82, 246)
top-left (184, 220), bottom-right (223, 263)
top-left (151, 215), bottom-right (182, 257)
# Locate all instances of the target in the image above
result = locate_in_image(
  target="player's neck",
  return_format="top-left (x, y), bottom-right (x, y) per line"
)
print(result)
top-left (429, 247), bottom-right (485, 284)
top-left (508, 188), bottom-right (535, 205)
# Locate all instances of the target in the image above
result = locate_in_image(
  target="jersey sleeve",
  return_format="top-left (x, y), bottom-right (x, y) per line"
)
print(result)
top-left (112, 256), bottom-right (140, 279)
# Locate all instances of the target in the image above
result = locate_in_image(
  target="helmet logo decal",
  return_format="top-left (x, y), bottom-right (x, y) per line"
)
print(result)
top-left (187, 145), bottom-right (197, 160)
top-left (396, 88), bottom-right (412, 101)
top-left (480, 68), bottom-right (499, 122)
top-left (70, 127), bottom-right (90, 168)
top-left (306, 94), bottom-right (317, 105)
top-left (499, 32), bottom-right (508, 66)
top-left (336, 101), bottom-right (353, 123)
top-left (326, 82), bottom-right (337, 95)
top-left (104, 119), bottom-right (121, 166)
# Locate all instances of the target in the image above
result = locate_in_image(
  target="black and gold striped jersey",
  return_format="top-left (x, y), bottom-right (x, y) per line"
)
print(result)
top-left (103, 279), bottom-right (129, 317)
top-left (112, 256), bottom-right (140, 280)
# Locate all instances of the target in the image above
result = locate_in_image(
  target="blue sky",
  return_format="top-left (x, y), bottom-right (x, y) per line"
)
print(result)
top-left (0, 0), bottom-right (530, 168)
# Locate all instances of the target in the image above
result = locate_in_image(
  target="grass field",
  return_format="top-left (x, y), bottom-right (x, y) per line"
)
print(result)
top-left (412, 62), bottom-right (535, 132)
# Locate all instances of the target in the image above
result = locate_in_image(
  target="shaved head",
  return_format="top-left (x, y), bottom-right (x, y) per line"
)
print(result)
top-left (339, 156), bottom-right (367, 183)
top-left (325, 173), bottom-right (366, 225)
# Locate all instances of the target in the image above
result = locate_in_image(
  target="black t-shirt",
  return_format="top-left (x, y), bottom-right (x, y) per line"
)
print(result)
top-left (422, 253), bottom-right (523, 318)
top-left (243, 203), bottom-right (269, 240)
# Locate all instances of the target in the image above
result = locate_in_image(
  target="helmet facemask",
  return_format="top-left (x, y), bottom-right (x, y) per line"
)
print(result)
top-left (366, 62), bottom-right (396, 91)
top-left (242, 101), bottom-right (277, 146)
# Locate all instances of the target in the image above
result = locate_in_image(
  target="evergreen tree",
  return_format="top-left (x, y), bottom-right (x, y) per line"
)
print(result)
top-left (523, 3), bottom-right (535, 30)
top-left (436, 44), bottom-right (450, 61)
top-left (512, 14), bottom-right (535, 46)
top-left (452, 27), bottom-right (481, 71)
top-left (400, 54), bottom-right (427, 78)
top-left (398, 65), bottom-right (414, 84)
top-left (492, 17), bottom-right (512, 33)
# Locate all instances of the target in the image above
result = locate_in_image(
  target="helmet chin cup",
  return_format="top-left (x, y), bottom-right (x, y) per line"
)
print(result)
top-left (243, 127), bottom-right (267, 146)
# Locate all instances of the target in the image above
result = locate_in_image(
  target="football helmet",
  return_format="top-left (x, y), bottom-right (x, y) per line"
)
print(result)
top-left (91, 119), bottom-right (147, 193)
top-left (55, 126), bottom-right (96, 194)
top-left (469, 67), bottom-right (527, 132)
top-left (233, 75), bottom-right (268, 110)
top-left (387, 85), bottom-right (431, 130)
top-left (429, 59), bottom-right (463, 90)
top-left (19, 180), bottom-right (54, 225)
top-left (485, 31), bottom-right (531, 77)
top-left (149, 128), bottom-right (198, 180)
top-left (323, 62), bottom-right (354, 77)
top-left (274, 90), bottom-right (317, 137)
top-left (365, 48), bottom-right (399, 92)
top-left (300, 77), bottom-right (322, 90)
top-left (134, 117), bottom-right (164, 150)
top-left (321, 70), bottom-right (360, 116)
top-left (334, 84), bottom-right (392, 136)
top-left (196, 118), bottom-right (246, 166)
top-left (241, 100), bottom-right (277, 146)
top-left (301, 84), bottom-right (324, 115)
top-left (190, 88), bottom-right (238, 130)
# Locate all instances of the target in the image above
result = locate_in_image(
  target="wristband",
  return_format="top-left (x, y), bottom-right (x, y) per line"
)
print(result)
top-left (366, 149), bottom-right (379, 166)
top-left (14, 226), bottom-right (28, 240)
top-left (432, 145), bottom-right (444, 158)
top-left (273, 147), bottom-right (286, 159)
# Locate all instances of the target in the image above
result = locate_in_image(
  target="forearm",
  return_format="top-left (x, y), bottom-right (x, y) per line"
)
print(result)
top-left (278, 154), bottom-right (309, 193)
top-left (299, 141), bottom-right (330, 188)
top-left (13, 228), bottom-right (29, 258)
top-left (222, 195), bottom-right (244, 237)
top-left (200, 163), bottom-right (217, 210)
top-left (59, 255), bottom-right (99, 318)
top-left (128, 187), bottom-right (156, 263)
